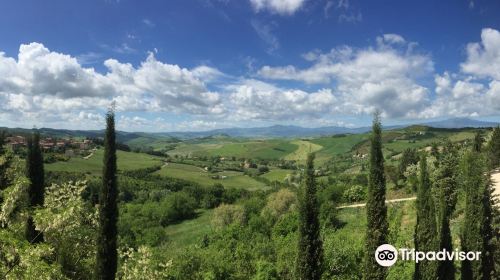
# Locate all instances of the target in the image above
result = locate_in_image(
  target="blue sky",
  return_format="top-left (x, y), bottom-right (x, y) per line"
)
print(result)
top-left (0, 0), bottom-right (500, 131)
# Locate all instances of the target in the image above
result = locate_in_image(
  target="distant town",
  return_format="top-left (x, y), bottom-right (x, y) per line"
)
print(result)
top-left (5, 135), bottom-right (95, 158)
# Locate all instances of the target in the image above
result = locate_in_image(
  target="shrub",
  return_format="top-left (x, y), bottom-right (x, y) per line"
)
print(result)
top-left (211, 204), bottom-right (246, 229)
top-left (342, 185), bottom-right (366, 202)
top-left (261, 188), bottom-right (297, 223)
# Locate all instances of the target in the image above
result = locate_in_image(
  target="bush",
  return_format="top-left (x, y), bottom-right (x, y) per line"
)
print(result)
top-left (343, 185), bottom-right (366, 202)
top-left (161, 192), bottom-right (197, 225)
top-left (202, 183), bottom-right (225, 209)
top-left (261, 189), bottom-right (296, 223)
top-left (211, 204), bottom-right (246, 229)
top-left (258, 165), bottom-right (270, 174)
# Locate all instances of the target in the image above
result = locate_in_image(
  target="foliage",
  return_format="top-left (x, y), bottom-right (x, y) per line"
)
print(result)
top-left (342, 185), bottom-right (366, 203)
top-left (261, 188), bottom-right (297, 224)
top-left (295, 153), bottom-right (323, 280)
top-left (364, 113), bottom-right (389, 280)
top-left (25, 131), bottom-right (45, 243)
top-left (460, 151), bottom-right (494, 280)
top-left (211, 203), bottom-right (246, 229)
top-left (117, 246), bottom-right (172, 280)
top-left (96, 110), bottom-right (118, 280)
top-left (34, 181), bottom-right (98, 279)
top-left (414, 155), bottom-right (438, 279)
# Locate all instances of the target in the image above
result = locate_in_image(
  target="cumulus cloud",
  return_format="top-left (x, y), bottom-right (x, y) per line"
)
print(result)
top-left (249, 0), bottom-right (306, 15)
top-left (461, 28), bottom-right (500, 80)
top-left (422, 28), bottom-right (500, 119)
top-left (257, 38), bottom-right (433, 118)
top-left (0, 43), bottom-right (224, 115)
top-left (0, 43), bottom-right (225, 129)
top-left (227, 79), bottom-right (338, 120)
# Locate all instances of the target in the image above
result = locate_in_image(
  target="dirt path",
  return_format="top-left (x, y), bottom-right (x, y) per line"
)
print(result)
top-left (337, 196), bottom-right (417, 209)
top-left (490, 170), bottom-right (500, 208)
top-left (338, 170), bottom-right (500, 210)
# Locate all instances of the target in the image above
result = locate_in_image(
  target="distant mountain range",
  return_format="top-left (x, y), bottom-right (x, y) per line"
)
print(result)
top-left (1, 117), bottom-right (498, 141)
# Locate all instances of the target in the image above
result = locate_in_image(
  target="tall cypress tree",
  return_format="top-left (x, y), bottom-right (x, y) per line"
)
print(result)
top-left (414, 155), bottom-right (438, 280)
top-left (460, 151), bottom-right (494, 280)
top-left (95, 109), bottom-right (118, 280)
top-left (364, 113), bottom-right (389, 280)
top-left (488, 126), bottom-right (500, 168)
top-left (435, 154), bottom-right (458, 280)
top-left (473, 131), bottom-right (484, 153)
top-left (295, 153), bottom-right (323, 280)
top-left (25, 131), bottom-right (44, 243)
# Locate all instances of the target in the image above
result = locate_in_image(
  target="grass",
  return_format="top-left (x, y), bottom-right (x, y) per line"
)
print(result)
top-left (260, 168), bottom-right (292, 182)
top-left (165, 209), bottom-right (213, 252)
top-left (155, 162), bottom-right (268, 190)
top-left (168, 139), bottom-right (298, 160)
top-left (45, 149), bottom-right (163, 174)
top-left (311, 134), bottom-right (369, 165)
top-left (283, 140), bottom-right (322, 162)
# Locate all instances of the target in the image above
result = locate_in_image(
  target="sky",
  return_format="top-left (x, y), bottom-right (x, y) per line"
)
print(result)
top-left (1, 0), bottom-right (500, 132)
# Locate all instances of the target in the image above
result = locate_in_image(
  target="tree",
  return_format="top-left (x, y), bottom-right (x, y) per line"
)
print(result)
top-left (25, 131), bottom-right (45, 243)
top-left (460, 152), bottom-right (494, 280)
top-left (399, 148), bottom-right (419, 180)
top-left (434, 153), bottom-right (459, 280)
top-left (0, 130), bottom-right (5, 155)
top-left (414, 155), bottom-right (438, 280)
top-left (487, 126), bottom-right (500, 168)
top-left (295, 153), bottom-right (323, 280)
top-left (473, 131), bottom-right (484, 153)
top-left (364, 113), bottom-right (389, 280)
top-left (95, 109), bottom-right (118, 280)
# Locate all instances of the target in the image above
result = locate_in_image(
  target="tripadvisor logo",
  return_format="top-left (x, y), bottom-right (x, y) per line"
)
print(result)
top-left (375, 244), bottom-right (481, 267)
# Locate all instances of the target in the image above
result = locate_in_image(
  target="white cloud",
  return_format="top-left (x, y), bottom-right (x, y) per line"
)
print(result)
top-left (257, 39), bottom-right (433, 118)
top-left (0, 43), bottom-right (225, 129)
top-left (461, 28), bottom-right (500, 80)
top-left (249, 0), bottom-right (306, 15)
top-left (227, 79), bottom-right (338, 121)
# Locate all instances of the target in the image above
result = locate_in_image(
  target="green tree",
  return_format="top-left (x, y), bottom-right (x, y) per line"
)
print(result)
top-left (414, 155), bottom-right (438, 280)
top-left (434, 154), bottom-right (458, 280)
top-left (295, 153), bottom-right (323, 280)
top-left (25, 131), bottom-right (45, 243)
top-left (460, 152), bottom-right (494, 280)
top-left (364, 113), bottom-right (389, 280)
top-left (95, 109), bottom-right (118, 280)
top-left (473, 131), bottom-right (484, 153)
top-left (487, 126), bottom-right (500, 168)
top-left (399, 148), bottom-right (419, 179)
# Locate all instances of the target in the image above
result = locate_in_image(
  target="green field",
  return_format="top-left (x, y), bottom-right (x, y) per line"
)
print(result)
top-left (165, 209), bottom-right (213, 252)
top-left (168, 139), bottom-right (298, 160)
top-left (45, 149), bottom-right (164, 174)
top-left (260, 168), bottom-right (293, 182)
top-left (155, 162), bottom-right (268, 190)
top-left (283, 140), bottom-right (323, 162)
top-left (311, 134), bottom-right (369, 164)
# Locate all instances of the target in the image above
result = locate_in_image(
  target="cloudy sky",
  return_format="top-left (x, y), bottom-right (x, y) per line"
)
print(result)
top-left (1, 0), bottom-right (500, 132)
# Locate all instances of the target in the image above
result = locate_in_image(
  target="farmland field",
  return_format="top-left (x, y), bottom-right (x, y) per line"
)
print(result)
top-left (45, 149), bottom-right (164, 174)
top-left (155, 162), bottom-right (268, 190)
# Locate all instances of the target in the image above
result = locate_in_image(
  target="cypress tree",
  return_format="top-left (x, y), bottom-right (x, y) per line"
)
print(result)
top-left (488, 126), bottom-right (500, 168)
top-left (95, 109), bottom-right (118, 280)
top-left (364, 113), bottom-right (389, 280)
top-left (25, 131), bottom-right (44, 243)
top-left (460, 151), bottom-right (494, 280)
top-left (414, 155), bottom-right (438, 280)
top-left (435, 154), bottom-right (458, 280)
top-left (473, 131), bottom-right (484, 153)
top-left (295, 153), bottom-right (323, 280)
